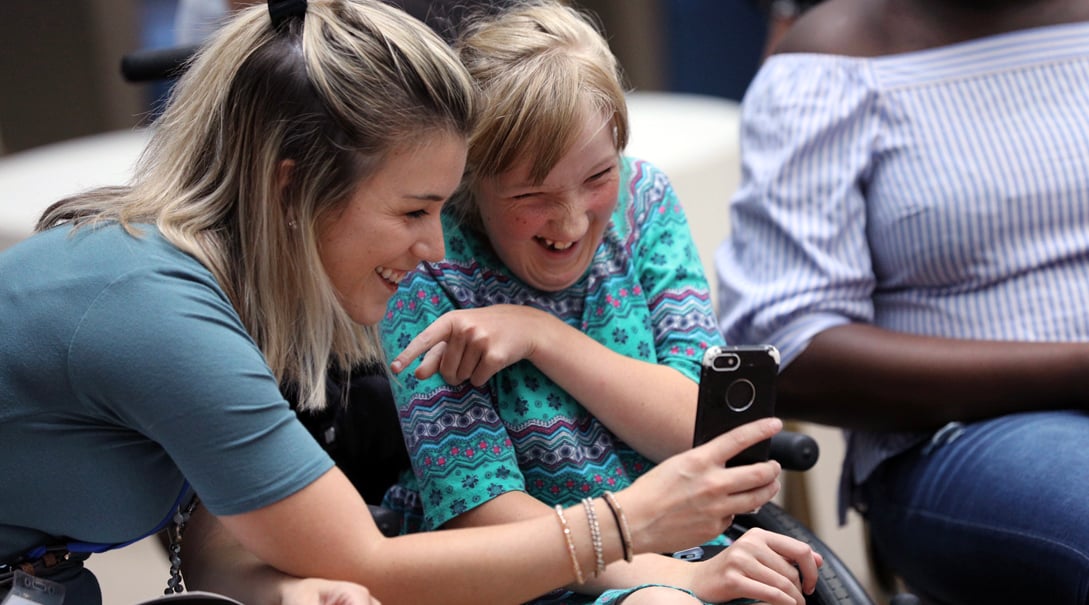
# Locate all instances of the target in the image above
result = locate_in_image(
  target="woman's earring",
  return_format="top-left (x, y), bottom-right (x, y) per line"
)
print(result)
top-left (288, 219), bottom-right (298, 229)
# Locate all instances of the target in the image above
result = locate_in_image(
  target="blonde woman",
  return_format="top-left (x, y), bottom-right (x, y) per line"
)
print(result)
top-left (0, 2), bottom-right (788, 604)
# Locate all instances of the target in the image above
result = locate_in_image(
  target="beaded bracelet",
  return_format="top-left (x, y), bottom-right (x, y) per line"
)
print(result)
top-left (553, 504), bottom-right (585, 584)
top-left (602, 491), bottom-right (633, 563)
top-left (582, 498), bottom-right (606, 577)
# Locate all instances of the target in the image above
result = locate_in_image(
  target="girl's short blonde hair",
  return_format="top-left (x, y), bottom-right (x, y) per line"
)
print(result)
top-left (448, 0), bottom-right (629, 230)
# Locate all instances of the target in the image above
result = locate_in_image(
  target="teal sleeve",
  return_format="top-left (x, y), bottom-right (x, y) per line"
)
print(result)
top-left (380, 267), bottom-right (527, 530)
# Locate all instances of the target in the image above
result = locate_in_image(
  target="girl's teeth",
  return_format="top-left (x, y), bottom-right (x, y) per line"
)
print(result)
top-left (543, 238), bottom-right (573, 250)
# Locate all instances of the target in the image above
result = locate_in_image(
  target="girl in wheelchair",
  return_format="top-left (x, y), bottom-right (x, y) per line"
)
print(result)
top-left (375, 1), bottom-right (822, 603)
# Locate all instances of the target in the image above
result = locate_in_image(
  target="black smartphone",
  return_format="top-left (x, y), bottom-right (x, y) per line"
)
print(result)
top-left (692, 344), bottom-right (780, 466)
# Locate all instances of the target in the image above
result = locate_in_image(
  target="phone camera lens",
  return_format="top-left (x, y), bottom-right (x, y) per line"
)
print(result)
top-left (713, 353), bottom-right (741, 371)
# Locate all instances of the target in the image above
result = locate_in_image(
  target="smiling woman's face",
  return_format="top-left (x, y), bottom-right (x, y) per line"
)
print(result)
top-left (476, 113), bottom-right (619, 292)
top-left (316, 131), bottom-right (467, 325)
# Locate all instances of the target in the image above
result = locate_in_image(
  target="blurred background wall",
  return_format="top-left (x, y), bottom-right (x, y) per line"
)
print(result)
top-left (0, 0), bottom-right (144, 154)
top-left (0, 0), bottom-right (770, 155)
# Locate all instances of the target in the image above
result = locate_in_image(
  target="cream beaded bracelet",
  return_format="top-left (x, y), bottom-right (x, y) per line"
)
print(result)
top-left (582, 497), bottom-right (606, 577)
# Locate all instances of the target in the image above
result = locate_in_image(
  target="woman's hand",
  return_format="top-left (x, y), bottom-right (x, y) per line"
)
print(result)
top-left (390, 305), bottom-right (550, 386)
top-left (690, 528), bottom-right (823, 605)
top-left (278, 577), bottom-right (382, 605)
top-left (618, 417), bottom-right (785, 555)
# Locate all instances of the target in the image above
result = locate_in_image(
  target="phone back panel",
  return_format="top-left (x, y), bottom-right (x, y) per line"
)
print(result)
top-left (693, 345), bottom-right (779, 466)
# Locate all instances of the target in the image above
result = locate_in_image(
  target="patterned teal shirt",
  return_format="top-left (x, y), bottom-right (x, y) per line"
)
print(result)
top-left (380, 156), bottom-right (724, 532)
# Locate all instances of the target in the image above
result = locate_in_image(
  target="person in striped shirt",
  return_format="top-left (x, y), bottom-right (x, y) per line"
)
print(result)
top-left (716, 0), bottom-right (1089, 603)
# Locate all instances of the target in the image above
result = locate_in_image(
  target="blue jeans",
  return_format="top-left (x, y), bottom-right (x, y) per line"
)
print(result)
top-left (861, 410), bottom-right (1089, 605)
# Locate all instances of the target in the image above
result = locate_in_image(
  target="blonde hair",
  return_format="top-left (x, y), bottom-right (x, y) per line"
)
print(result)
top-left (37, 0), bottom-right (476, 411)
top-left (448, 0), bottom-right (629, 229)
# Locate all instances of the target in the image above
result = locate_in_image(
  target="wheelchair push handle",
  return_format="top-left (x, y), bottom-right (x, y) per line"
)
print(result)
top-left (769, 430), bottom-right (819, 471)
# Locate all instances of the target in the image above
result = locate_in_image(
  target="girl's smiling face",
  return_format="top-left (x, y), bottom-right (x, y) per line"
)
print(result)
top-left (477, 113), bottom-right (620, 292)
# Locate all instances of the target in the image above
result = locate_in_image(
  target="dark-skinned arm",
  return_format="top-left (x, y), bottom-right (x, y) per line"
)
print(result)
top-left (777, 323), bottom-right (1089, 432)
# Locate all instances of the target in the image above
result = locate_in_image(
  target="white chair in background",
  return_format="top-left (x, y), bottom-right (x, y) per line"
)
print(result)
top-left (0, 128), bottom-right (150, 252)
top-left (625, 91), bottom-right (741, 292)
